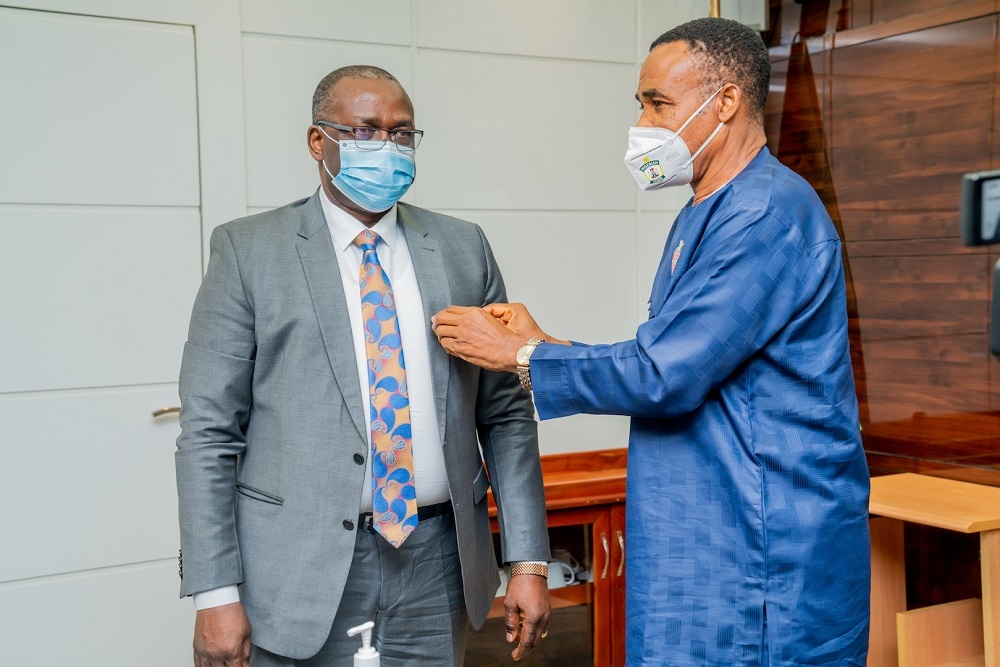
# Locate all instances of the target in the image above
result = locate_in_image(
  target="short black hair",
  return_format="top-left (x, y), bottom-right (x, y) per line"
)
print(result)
top-left (650, 18), bottom-right (770, 127)
top-left (311, 65), bottom-right (401, 123)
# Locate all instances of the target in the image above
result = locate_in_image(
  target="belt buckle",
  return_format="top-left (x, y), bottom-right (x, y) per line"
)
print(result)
top-left (362, 513), bottom-right (374, 532)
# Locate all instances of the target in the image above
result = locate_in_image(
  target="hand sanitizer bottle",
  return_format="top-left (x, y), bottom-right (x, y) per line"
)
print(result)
top-left (346, 621), bottom-right (380, 666)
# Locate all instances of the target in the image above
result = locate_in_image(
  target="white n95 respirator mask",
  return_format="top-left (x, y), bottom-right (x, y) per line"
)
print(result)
top-left (624, 86), bottom-right (725, 190)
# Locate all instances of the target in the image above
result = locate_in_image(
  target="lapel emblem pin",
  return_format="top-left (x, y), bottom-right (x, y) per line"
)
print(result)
top-left (671, 240), bottom-right (685, 274)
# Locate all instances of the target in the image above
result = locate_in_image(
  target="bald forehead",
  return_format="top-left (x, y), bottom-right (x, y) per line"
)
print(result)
top-left (324, 76), bottom-right (413, 117)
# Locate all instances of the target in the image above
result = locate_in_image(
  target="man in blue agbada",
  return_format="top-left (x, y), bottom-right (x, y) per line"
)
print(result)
top-left (432, 17), bottom-right (870, 667)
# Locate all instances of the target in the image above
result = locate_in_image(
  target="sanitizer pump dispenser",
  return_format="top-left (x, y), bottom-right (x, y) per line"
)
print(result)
top-left (346, 621), bottom-right (379, 667)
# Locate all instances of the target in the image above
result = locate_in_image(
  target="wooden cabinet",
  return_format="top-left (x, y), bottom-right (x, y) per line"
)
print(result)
top-left (470, 448), bottom-right (628, 667)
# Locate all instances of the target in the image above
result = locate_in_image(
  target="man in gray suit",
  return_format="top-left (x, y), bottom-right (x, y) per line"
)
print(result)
top-left (175, 65), bottom-right (551, 667)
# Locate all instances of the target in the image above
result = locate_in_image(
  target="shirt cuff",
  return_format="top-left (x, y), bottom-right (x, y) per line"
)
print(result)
top-left (192, 585), bottom-right (240, 611)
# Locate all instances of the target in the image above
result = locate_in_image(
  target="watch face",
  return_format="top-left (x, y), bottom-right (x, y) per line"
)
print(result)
top-left (516, 345), bottom-right (532, 366)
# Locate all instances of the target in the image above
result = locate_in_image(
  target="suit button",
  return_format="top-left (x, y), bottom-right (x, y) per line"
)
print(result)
top-left (353, 453), bottom-right (364, 465)
top-left (343, 519), bottom-right (355, 531)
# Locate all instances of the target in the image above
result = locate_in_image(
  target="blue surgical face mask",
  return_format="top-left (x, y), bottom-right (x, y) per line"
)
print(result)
top-left (320, 130), bottom-right (416, 212)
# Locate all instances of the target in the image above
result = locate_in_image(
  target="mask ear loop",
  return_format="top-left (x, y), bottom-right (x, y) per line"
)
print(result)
top-left (317, 127), bottom-right (343, 183)
top-left (673, 84), bottom-right (726, 139)
top-left (679, 85), bottom-right (727, 168)
top-left (684, 120), bottom-right (725, 167)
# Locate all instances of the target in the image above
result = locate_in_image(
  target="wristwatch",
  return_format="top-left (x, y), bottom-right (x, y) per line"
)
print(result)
top-left (516, 338), bottom-right (544, 391)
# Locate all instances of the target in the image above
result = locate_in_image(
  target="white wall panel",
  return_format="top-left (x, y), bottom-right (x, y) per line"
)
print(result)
top-left (640, 182), bottom-right (694, 212)
top-left (441, 210), bottom-right (638, 344)
top-left (2, 0), bottom-right (212, 24)
top-left (242, 34), bottom-right (414, 209)
top-left (418, 51), bottom-right (636, 212)
top-left (417, 0), bottom-right (635, 64)
top-left (639, 0), bottom-right (708, 53)
top-left (722, 0), bottom-right (769, 31)
top-left (0, 8), bottom-right (199, 206)
top-left (0, 561), bottom-right (192, 665)
top-left (538, 413), bottom-right (631, 454)
top-left (0, 387), bottom-right (181, 582)
top-left (241, 0), bottom-right (411, 46)
top-left (638, 210), bottom-right (681, 322)
top-left (0, 207), bottom-right (201, 393)
top-left (639, 1), bottom-right (766, 56)
top-left (439, 209), bottom-right (637, 454)
top-left (196, 0), bottom-right (250, 266)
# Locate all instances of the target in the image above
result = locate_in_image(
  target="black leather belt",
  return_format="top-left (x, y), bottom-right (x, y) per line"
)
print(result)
top-left (359, 501), bottom-right (452, 532)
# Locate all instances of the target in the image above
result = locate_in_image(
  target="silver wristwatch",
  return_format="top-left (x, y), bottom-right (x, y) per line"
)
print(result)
top-left (515, 338), bottom-right (544, 391)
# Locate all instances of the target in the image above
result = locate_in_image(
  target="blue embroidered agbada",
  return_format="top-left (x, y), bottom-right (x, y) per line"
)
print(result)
top-left (530, 147), bottom-right (870, 666)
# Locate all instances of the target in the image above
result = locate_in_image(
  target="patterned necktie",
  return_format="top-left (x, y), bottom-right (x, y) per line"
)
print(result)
top-left (353, 229), bottom-right (417, 547)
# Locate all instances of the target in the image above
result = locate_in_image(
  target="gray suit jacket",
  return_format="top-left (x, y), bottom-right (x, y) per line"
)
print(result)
top-left (175, 192), bottom-right (549, 659)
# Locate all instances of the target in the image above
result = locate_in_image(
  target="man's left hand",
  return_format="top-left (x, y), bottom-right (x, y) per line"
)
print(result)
top-left (502, 573), bottom-right (551, 661)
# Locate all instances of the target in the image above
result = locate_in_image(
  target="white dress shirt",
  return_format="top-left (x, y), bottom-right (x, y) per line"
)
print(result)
top-left (320, 191), bottom-right (450, 512)
top-left (194, 191), bottom-right (449, 610)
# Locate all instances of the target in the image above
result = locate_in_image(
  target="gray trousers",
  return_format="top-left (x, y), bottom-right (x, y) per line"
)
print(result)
top-left (250, 511), bottom-right (468, 667)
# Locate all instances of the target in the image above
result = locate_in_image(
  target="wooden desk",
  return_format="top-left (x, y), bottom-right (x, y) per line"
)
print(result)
top-left (869, 473), bottom-right (1000, 667)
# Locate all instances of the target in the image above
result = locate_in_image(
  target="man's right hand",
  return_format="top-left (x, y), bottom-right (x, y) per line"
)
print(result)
top-left (193, 602), bottom-right (252, 667)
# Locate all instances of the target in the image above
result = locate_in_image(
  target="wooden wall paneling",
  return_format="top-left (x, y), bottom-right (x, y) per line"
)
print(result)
top-left (833, 0), bottom-right (999, 49)
top-left (934, 467), bottom-right (1000, 486)
top-left (867, 450), bottom-right (1000, 486)
top-left (826, 16), bottom-right (997, 438)
top-left (828, 85), bottom-right (993, 210)
top-left (995, 12), bottom-right (1000, 173)
top-left (768, 0), bottom-right (803, 57)
top-left (771, 39), bottom-right (829, 178)
top-left (872, 0), bottom-right (986, 25)
top-left (771, 1), bottom-right (1000, 628)
top-left (861, 334), bottom-right (993, 422)
top-left (863, 411), bottom-right (1000, 459)
top-left (991, 6), bottom-right (1000, 448)
top-left (846, 247), bottom-right (988, 429)
top-left (765, 56), bottom-right (787, 153)
top-left (847, 250), bottom-right (989, 340)
top-left (839, 210), bottom-right (973, 242)
top-left (864, 406), bottom-right (1000, 485)
top-left (828, 17), bottom-right (996, 211)
top-left (830, 113), bottom-right (993, 211)
top-left (991, 245), bottom-right (1000, 415)
top-left (851, 0), bottom-right (874, 30)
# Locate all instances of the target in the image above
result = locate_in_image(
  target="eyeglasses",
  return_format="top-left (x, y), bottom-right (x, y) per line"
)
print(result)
top-left (317, 121), bottom-right (423, 152)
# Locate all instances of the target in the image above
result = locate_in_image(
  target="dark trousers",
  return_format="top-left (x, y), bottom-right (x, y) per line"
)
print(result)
top-left (250, 511), bottom-right (468, 666)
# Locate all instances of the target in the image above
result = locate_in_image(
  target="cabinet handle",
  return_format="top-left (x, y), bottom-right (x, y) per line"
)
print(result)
top-left (152, 406), bottom-right (181, 418)
top-left (600, 532), bottom-right (610, 579)
top-left (616, 530), bottom-right (624, 577)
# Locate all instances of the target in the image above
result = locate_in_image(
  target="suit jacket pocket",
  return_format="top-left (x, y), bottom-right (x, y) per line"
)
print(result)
top-left (236, 481), bottom-right (284, 505)
top-left (472, 466), bottom-right (490, 504)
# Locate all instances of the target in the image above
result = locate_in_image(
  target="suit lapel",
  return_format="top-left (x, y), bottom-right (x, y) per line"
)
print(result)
top-left (295, 191), bottom-right (367, 443)
top-left (398, 203), bottom-right (451, 445)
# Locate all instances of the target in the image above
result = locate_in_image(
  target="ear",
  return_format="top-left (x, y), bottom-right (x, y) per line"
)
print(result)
top-left (307, 125), bottom-right (325, 162)
top-left (716, 83), bottom-right (742, 123)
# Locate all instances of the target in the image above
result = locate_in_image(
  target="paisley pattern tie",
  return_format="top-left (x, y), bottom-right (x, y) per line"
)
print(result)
top-left (354, 229), bottom-right (417, 547)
